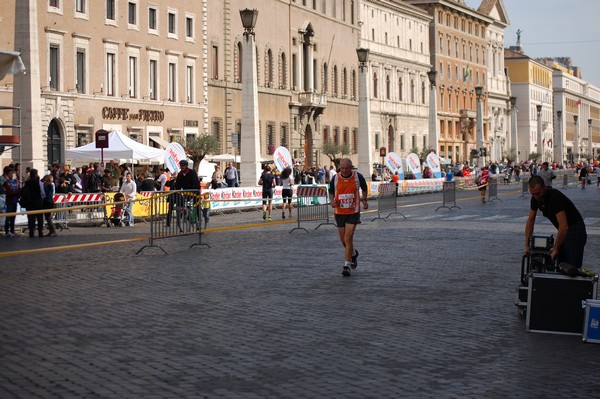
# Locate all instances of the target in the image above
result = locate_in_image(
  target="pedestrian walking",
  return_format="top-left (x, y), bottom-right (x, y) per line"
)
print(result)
top-left (477, 166), bottom-right (491, 203)
top-left (328, 158), bottom-right (368, 277)
top-left (42, 175), bottom-right (57, 237)
top-left (20, 168), bottom-right (45, 238)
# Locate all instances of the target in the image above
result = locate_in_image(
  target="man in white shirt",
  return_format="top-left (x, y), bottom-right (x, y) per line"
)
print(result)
top-left (156, 168), bottom-right (169, 191)
top-left (119, 172), bottom-right (137, 226)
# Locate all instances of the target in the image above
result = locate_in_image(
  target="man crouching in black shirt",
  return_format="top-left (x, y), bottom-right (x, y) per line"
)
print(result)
top-left (524, 175), bottom-right (587, 268)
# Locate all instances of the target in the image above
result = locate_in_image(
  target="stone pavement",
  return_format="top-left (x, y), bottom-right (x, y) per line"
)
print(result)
top-left (0, 183), bottom-right (599, 398)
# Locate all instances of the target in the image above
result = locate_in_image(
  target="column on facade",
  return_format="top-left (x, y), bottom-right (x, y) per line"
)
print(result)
top-left (306, 40), bottom-right (314, 92)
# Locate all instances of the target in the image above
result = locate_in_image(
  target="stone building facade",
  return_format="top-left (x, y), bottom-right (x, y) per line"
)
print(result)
top-left (1, 0), bottom-right (210, 170)
top-left (407, 0), bottom-right (493, 165)
top-left (206, 0), bottom-right (362, 169)
top-left (359, 0), bottom-right (431, 163)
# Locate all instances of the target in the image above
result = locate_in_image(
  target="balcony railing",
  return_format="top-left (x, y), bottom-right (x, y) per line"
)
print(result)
top-left (298, 91), bottom-right (327, 107)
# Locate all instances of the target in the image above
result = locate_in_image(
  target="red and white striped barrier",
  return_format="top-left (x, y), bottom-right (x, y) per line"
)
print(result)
top-left (296, 186), bottom-right (328, 197)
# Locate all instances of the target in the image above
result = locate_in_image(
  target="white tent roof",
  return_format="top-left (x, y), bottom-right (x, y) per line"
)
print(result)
top-left (0, 51), bottom-right (26, 80)
top-left (64, 130), bottom-right (165, 162)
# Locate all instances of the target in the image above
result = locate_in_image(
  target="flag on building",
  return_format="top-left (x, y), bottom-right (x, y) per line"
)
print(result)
top-left (577, 99), bottom-right (582, 105)
top-left (463, 65), bottom-right (471, 82)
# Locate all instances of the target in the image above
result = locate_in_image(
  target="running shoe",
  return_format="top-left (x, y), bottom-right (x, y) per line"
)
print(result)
top-left (351, 250), bottom-right (359, 269)
top-left (262, 211), bottom-right (267, 220)
top-left (342, 265), bottom-right (351, 277)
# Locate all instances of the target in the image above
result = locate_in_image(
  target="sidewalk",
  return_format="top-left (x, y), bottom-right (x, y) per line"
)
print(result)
top-left (0, 184), bottom-right (598, 398)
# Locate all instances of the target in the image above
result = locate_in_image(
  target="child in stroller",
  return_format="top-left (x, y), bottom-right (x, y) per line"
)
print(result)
top-left (107, 192), bottom-right (131, 227)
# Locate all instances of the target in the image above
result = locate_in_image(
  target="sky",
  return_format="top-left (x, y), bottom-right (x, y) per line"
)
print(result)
top-left (463, 0), bottom-right (600, 87)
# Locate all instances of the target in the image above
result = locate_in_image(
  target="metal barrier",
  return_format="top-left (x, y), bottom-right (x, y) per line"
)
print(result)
top-left (289, 185), bottom-right (335, 233)
top-left (137, 189), bottom-right (209, 254)
top-left (372, 182), bottom-right (405, 221)
top-left (52, 194), bottom-right (70, 230)
top-left (487, 178), bottom-right (502, 203)
top-left (520, 180), bottom-right (529, 198)
top-left (436, 181), bottom-right (461, 212)
top-left (65, 193), bottom-right (107, 225)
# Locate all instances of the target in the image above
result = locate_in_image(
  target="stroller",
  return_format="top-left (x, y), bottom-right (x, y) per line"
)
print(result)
top-left (107, 192), bottom-right (130, 227)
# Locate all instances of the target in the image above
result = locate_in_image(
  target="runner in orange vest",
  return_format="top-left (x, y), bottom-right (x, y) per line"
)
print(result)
top-left (328, 158), bottom-right (368, 277)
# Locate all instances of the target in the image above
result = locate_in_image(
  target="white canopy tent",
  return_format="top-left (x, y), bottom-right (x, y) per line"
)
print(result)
top-left (64, 130), bottom-right (165, 163)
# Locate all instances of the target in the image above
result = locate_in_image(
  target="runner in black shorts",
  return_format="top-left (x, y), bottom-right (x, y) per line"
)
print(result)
top-left (328, 158), bottom-right (368, 277)
top-left (280, 167), bottom-right (294, 219)
top-left (259, 166), bottom-right (276, 221)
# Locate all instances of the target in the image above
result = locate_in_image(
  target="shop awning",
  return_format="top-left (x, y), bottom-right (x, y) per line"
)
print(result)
top-left (149, 135), bottom-right (170, 149)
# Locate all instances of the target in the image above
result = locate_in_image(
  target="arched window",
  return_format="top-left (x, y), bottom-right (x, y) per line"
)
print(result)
top-left (333, 65), bottom-right (338, 97)
top-left (398, 77), bottom-right (403, 101)
top-left (351, 69), bottom-right (357, 100)
top-left (342, 67), bottom-right (348, 98)
top-left (386, 74), bottom-right (391, 100)
top-left (266, 49), bottom-right (274, 87)
top-left (279, 52), bottom-right (287, 89)
top-left (373, 73), bottom-right (378, 98)
top-left (323, 62), bottom-right (329, 93)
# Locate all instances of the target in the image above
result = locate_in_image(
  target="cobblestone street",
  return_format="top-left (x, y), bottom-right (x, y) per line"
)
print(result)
top-left (1, 185), bottom-right (599, 398)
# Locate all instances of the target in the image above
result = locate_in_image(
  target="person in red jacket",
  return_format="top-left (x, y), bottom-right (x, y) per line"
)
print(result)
top-left (478, 166), bottom-right (491, 203)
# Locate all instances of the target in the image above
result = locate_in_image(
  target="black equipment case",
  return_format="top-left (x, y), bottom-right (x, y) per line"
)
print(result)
top-left (526, 273), bottom-right (598, 335)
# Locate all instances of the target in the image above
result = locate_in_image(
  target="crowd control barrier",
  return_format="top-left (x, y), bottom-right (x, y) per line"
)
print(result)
top-left (436, 181), bottom-right (461, 212)
top-left (137, 189), bottom-right (209, 254)
top-left (64, 193), bottom-right (107, 225)
top-left (372, 182), bottom-right (405, 221)
top-left (52, 194), bottom-right (70, 230)
top-left (487, 178), bottom-right (502, 203)
top-left (289, 185), bottom-right (335, 233)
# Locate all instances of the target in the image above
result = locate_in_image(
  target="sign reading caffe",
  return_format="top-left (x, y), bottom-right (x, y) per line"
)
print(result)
top-left (102, 107), bottom-right (165, 122)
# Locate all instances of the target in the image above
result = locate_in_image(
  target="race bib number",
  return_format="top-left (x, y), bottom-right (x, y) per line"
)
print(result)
top-left (338, 193), bottom-right (356, 209)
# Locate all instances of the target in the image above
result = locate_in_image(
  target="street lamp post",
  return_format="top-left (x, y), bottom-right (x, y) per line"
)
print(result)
top-left (427, 70), bottom-right (438, 155)
top-left (536, 104), bottom-right (543, 162)
top-left (510, 96), bottom-right (518, 163)
top-left (556, 110), bottom-right (563, 162)
top-left (573, 115), bottom-right (579, 162)
top-left (239, 8), bottom-right (261, 186)
top-left (357, 48), bottom-right (373, 176)
top-left (475, 86), bottom-right (484, 167)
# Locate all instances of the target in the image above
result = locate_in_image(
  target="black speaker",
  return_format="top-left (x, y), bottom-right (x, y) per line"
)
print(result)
top-left (526, 273), bottom-right (598, 335)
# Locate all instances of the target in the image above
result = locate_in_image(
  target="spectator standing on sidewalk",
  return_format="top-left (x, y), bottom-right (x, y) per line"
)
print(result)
top-left (224, 162), bottom-right (239, 187)
top-left (20, 169), bottom-right (45, 238)
top-left (42, 175), bottom-right (57, 237)
top-left (119, 172), bottom-right (137, 226)
top-left (2, 166), bottom-right (20, 237)
top-left (328, 158), bottom-right (368, 277)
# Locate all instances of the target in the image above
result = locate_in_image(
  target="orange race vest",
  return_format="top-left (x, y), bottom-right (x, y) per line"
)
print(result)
top-left (333, 171), bottom-right (361, 215)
